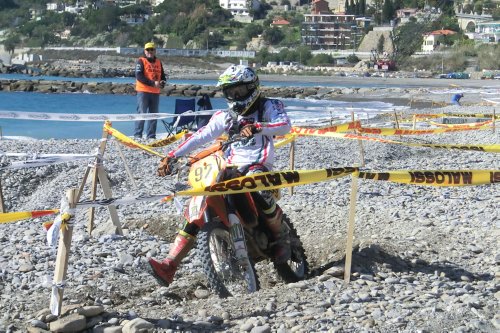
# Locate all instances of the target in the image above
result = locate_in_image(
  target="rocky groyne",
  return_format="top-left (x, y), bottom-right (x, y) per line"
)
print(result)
top-left (0, 78), bottom-right (417, 101)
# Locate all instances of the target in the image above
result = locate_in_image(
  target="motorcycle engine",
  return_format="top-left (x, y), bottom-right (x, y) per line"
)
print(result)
top-left (254, 231), bottom-right (269, 250)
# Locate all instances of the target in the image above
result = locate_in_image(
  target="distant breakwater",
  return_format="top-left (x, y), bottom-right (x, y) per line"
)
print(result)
top-left (0, 78), bottom-right (401, 100)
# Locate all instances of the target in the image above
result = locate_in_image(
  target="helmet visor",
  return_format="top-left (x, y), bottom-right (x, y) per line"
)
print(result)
top-left (223, 83), bottom-right (255, 101)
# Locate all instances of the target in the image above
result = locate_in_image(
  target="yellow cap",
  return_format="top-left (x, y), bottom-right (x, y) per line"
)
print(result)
top-left (144, 42), bottom-right (156, 49)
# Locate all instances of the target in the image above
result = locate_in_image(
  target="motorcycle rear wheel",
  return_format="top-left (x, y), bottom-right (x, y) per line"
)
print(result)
top-left (196, 211), bottom-right (260, 298)
top-left (273, 214), bottom-right (309, 282)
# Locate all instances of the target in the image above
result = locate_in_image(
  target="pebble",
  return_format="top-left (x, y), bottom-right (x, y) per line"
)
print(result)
top-left (0, 102), bottom-right (498, 332)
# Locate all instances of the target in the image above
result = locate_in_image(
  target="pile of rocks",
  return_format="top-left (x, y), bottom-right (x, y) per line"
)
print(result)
top-left (0, 104), bottom-right (498, 332)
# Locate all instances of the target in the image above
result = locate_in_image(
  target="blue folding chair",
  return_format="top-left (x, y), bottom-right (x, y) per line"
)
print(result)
top-left (195, 94), bottom-right (213, 130)
top-left (162, 98), bottom-right (196, 135)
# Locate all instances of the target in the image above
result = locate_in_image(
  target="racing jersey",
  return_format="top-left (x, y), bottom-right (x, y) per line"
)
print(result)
top-left (168, 98), bottom-right (291, 170)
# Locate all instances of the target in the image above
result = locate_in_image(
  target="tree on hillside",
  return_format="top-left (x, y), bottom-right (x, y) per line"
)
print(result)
top-left (382, 0), bottom-right (394, 23)
top-left (391, 21), bottom-right (427, 62)
top-left (430, 15), bottom-right (459, 32)
top-left (262, 26), bottom-right (284, 44)
top-left (360, 0), bottom-right (366, 15)
top-left (83, 5), bottom-right (122, 33)
top-left (3, 33), bottom-right (20, 54)
top-left (345, 0), bottom-right (350, 14)
top-left (377, 34), bottom-right (385, 53)
top-left (0, 0), bottom-right (17, 10)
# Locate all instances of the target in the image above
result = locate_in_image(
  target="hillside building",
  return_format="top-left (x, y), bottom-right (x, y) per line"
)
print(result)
top-left (465, 21), bottom-right (500, 43)
top-left (219, 0), bottom-right (260, 18)
top-left (301, 0), bottom-right (361, 50)
top-left (421, 29), bottom-right (456, 52)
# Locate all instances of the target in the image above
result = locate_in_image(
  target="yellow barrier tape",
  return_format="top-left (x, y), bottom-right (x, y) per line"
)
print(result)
top-left (163, 167), bottom-right (357, 199)
top-left (0, 209), bottom-right (59, 224)
top-left (358, 170), bottom-right (499, 186)
top-left (429, 120), bottom-right (493, 128)
top-left (274, 134), bottom-right (297, 148)
top-left (296, 131), bottom-right (500, 153)
top-left (415, 113), bottom-right (499, 120)
top-left (104, 123), bottom-right (166, 158)
top-left (146, 130), bottom-right (188, 148)
top-left (358, 124), bottom-right (492, 136)
top-left (291, 121), bottom-right (360, 136)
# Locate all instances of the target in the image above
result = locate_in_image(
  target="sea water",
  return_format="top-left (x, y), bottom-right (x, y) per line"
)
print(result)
top-left (0, 71), bottom-right (404, 140)
top-left (0, 90), bottom-right (399, 139)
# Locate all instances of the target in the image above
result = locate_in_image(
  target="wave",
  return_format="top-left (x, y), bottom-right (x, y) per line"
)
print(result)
top-left (2, 135), bottom-right (38, 141)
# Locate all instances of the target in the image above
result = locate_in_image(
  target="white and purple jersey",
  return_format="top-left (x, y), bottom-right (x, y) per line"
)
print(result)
top-left (168, 98), bottom-right (291, 170)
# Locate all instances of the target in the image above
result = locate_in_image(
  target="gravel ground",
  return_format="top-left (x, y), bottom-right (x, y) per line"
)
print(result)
top-left (0, 93), bottom-right (499, 332)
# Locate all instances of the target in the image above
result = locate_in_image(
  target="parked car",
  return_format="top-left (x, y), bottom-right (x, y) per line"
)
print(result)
top-left (446, 72), bottom-right (470, 79)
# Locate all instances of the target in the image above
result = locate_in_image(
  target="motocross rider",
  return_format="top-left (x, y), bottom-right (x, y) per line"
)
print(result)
top-left (148, 64), bottom-right (293, 287)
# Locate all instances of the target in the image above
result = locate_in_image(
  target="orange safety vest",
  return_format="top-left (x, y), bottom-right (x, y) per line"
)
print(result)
top-left (135, 57), bottom-right (162, 94)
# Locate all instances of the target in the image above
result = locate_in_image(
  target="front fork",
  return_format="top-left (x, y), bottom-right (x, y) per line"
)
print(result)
top-left (228, 213), bottom-right (249, 266)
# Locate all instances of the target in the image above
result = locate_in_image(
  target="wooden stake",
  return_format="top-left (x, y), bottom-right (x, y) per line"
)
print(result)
top-left (87, 165), bottom-right (99, 235)
top-left (76, 167), bottom-right (91, 202)
top-left (351, 112), bottom-right (365, 167)
top-left (114, 140), bottom-right (137, 190)
top-left (0, 178), bottom-right (5, 213)
top-left (344, 171), bottom-right (359, 283)
top-left (50, 188), bottom-right (78, 316)
top-left (493, 108), bottom-right (496, 133)
top-left (393, 110), bottom-right (402, 139)
top-left (289, 139), bottom-right (296, 195)
top-left (80, 121), bottom-right (122, 236)
top-left (412, 114), bottom-right (417, 130)
top-left (96, 166), bottom-right (123, 235)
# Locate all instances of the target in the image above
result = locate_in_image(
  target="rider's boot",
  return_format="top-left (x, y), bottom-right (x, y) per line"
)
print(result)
top-left (263, 205), bottom-right (291, 264)
top-left (148, 231), bottom-right (195, 287)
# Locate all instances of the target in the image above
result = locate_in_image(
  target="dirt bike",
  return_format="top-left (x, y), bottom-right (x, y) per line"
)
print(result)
top-left (172, 136), bottom-right (309, 297)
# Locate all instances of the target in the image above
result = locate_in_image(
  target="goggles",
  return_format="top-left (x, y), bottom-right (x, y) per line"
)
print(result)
top-left (145, 48), bottom-right (156, 51)
top-left (222, 83), bottom-right (255, 101)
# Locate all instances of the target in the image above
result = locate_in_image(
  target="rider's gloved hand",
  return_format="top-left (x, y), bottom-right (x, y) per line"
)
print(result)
top-left (157, 156), bottom-right (177, 177)
top-left (240, 124), bottom-right (262, 137)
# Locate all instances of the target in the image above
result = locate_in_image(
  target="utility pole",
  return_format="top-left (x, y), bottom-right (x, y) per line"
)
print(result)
top-left (441, 52), bottom-right (444, 74)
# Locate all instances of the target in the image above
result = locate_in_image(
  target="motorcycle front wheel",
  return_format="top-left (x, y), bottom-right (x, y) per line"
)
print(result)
top-left (196, 210), bottom-right (260, 298)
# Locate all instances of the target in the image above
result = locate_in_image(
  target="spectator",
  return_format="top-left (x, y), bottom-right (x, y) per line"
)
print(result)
top-left (134, 42), bottom-right (167, 140)
top-left (451, 93), bottom-right (464, 106)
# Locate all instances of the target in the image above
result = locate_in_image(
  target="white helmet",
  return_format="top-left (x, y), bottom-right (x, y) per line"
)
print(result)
top-left (217, 64), bottom-right (260, 116)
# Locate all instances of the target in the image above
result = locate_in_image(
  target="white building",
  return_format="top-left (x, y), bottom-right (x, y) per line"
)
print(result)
top-left (219, 0), bottom-right (260, 17)
top-left (421, 29), bottom-right (456, 52)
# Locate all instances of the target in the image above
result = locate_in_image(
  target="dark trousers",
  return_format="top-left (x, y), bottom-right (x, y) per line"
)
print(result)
top-left (134, 91), bottom-right (159, 138)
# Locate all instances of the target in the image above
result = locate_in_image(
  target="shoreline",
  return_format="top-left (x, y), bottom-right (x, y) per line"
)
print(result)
top-left (1, 74), bottom-right (498, 108)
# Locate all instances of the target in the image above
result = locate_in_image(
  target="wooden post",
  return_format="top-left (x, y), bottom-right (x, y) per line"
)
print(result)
top-left (493, 108), bottom-right (496, 133)
top-left (96, 166), bottom-right (123, 235)
top-left (289, 139), bottom-right (296, 195)
top-left (114, 140), bottom-right (137, 190)
top-left (76, 167), bottom-right (91, 202)
top-left (393, 110), bottom-right (400, 129)
top-left (344, 171), bottom-right (359, 283)
top-left (80, 121), bottom-right (122, 236)
top-left (351, 112), bottom-right (365, 167)
top-left (393, 110), bottom-right (402, 139)
top-left (87, 165), bottom-right (99, 235)
top-left (412, 114), bottom-right (417, 130)
top-left (50, 188), bottom-right (78, 316)
top-left (0, 178), bottom-right (5, 213)
top-left (86, 124), bottom-right (110, 234)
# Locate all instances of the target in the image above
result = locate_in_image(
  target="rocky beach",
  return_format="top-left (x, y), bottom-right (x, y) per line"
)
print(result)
top-left (0, 68), bottom-right (499, 332)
